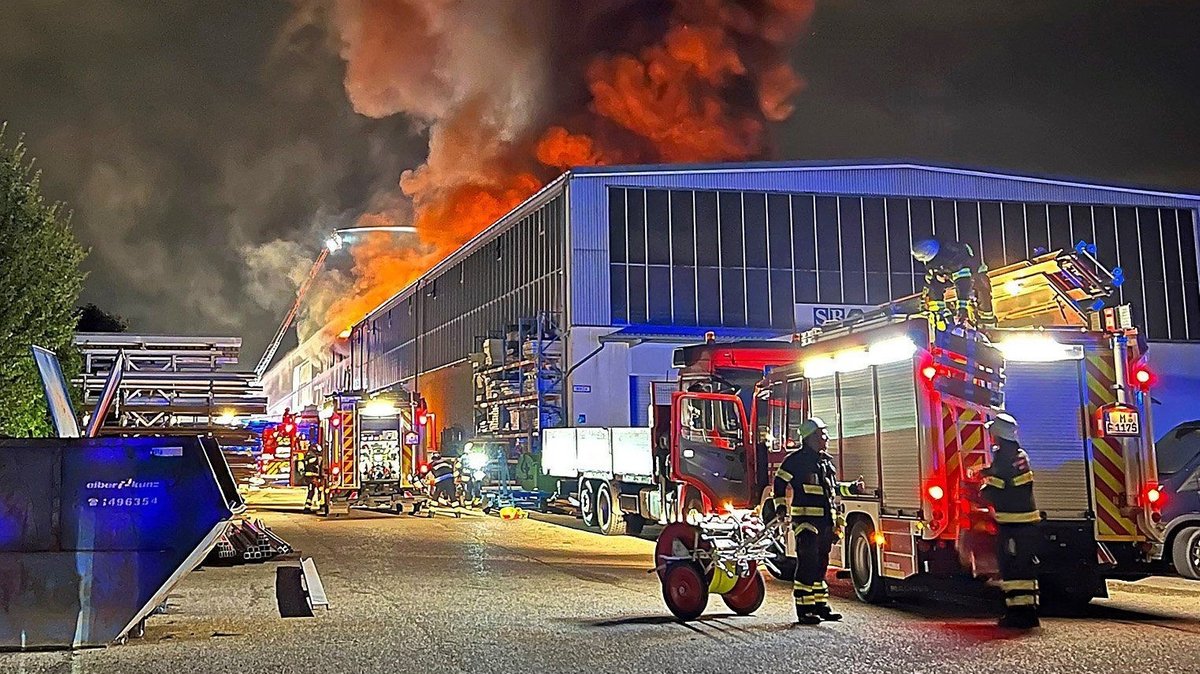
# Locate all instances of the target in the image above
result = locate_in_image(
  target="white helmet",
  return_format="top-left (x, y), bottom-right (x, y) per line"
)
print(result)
top-left (987, 412), bottom-right (1020, 442)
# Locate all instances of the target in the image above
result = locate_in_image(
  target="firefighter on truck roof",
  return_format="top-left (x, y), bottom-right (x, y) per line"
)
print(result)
top-left (769, 417), bottom-right (865, 625)
top-left (911, 237), bottom-right (996, 327)
top-left (980, 412), bottom-right (1042, 629)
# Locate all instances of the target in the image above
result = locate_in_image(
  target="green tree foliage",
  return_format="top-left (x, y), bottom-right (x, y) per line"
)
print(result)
top-left (0, 129), bottom-right (87, 437)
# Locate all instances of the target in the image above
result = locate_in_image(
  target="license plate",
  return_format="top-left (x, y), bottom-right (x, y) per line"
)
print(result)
top-left (1103, 408), bottom-right (1141, 437)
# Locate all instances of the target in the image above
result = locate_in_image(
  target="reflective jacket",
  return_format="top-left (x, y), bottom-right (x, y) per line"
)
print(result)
top-left (772, 448), bottom-right (857, 528)
top-left (430, 458), bottom-right (455, 483)
top-left (980, 446), bottom-right (1040, 525)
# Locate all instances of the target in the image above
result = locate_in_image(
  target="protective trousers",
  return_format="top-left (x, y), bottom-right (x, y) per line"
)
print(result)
top-left (304, 478), bottom-right (324, 509)
top-left (792, 521), bottom-right (835, 617)
top-left (997, 523), bottom-right (1040, 613)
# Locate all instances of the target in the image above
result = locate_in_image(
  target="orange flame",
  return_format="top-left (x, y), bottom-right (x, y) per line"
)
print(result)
top-left (319, 0), bottom-right (816, 335)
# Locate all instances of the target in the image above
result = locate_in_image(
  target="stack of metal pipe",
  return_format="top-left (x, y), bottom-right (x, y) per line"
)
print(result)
top-left (203, 517), bottom-right (293, 566)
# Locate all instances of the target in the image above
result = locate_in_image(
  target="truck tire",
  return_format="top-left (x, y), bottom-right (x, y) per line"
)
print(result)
top-left (1173, 526), bottom-right (1200, 580)
top-left (597, 482), bottom-right (627, 536)
top-left (680, 489), bottom-right (704, 524)
top-left (580, 480), bottom-right (598, 528)
top-left (848, 519), bottom-right (889, 604)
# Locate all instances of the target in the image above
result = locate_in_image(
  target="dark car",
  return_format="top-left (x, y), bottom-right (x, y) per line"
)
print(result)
top-left (1156, 421), bottom-right (1200, 579)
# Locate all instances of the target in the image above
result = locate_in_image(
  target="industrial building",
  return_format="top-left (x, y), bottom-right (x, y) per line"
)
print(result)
top-left (265, 161), bottom-right (1200, 442)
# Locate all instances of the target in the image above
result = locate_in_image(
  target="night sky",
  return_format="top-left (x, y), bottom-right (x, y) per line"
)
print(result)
top-left (2, 1), bottom-right (1198, 362)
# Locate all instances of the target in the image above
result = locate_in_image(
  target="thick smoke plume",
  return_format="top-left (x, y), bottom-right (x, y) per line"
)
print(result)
top-left (311, 0), bottom-right (815, 340)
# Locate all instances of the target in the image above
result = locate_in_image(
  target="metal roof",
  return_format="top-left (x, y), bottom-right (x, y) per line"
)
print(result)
top-left (569, 161), bottom-right (1200, 208)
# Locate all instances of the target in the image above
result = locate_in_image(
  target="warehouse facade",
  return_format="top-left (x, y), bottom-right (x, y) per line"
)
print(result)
top-left (273, 162), bottom-right (1200, 438)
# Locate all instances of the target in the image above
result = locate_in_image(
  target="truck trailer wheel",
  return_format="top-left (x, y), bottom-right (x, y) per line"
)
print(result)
top-left (848, 519), bottom-right (889, 604)
top-left (1173, 526), bottom-right (1200, 580)
top-left (580, 480), bottom-right (598, 528)
top-left (597, 482), bottom-right (627, 536)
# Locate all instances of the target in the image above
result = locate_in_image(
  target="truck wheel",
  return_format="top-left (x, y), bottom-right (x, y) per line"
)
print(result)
top-left (1173, 526), bottom-right (1200, 580)
top-left (680, 489), bottom-right (704, 523)
top-left (597, 482), bottom-right (627, 536)
top-left (848, 519), bottom-right (889, 604)
top-left (662, 561), bottom-right (708, 621)
top-left (580, 480), bottom-right (598, 528)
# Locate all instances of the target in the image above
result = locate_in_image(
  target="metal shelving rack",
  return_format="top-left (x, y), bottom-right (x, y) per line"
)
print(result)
top-left (471, 313), bottom-right (564, 498)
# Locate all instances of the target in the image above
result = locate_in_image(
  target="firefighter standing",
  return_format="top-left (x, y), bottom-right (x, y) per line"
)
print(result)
top-left (980, 412), bottom-right (1042, 629)
top-left (911, 237), bottom-right (995, 326)
top-left (299, 442), bottom-right (325, 513)
top-left (771, 417), bottom-right (864, 625)
top-left (428, 452), bottom-right (456, 505)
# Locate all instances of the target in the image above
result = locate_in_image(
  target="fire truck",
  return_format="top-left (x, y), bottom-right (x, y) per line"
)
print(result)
top-left (254, 409), bottom-right (317, 487)
top-left (544, 247), bottom-right (1165, 604)
top-left (316, 392), bottom-right (429, 515)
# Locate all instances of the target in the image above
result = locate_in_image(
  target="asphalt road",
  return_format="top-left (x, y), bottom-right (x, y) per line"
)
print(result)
top-left (7, 510), bottom-right (1200, 674)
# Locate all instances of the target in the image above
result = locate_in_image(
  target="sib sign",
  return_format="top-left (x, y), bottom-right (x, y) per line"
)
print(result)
top-left (794, 303), bottom-right (873, 331)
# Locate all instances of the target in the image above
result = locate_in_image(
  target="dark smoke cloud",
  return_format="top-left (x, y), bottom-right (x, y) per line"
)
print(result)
top-left (0, 0), bottom-right (425, 362)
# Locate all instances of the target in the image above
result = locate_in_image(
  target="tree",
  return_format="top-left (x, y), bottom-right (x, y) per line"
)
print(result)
top-left (0, 128), bottom-right (87, 437)
top-left (77, 303), bottom-right (128, 333)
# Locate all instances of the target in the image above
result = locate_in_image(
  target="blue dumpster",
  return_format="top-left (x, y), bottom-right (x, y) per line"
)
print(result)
top-left (0, 434), bottom-right (243, 649)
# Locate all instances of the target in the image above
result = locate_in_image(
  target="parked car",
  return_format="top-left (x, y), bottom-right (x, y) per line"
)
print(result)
top-left (1156, 420), bottom-right (1200, 579)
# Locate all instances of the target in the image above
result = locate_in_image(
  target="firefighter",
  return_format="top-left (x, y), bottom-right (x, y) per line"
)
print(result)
top-left (771, 417), bottom-right (864, 625)
top-left (979, 412), bottom-right (1041, 629)
top-left (299, 443), bottom-right (325, 513)
top-left (911, 237), bottom-right (995, 326)
top-left (428, 452), bottom-right (456, 505)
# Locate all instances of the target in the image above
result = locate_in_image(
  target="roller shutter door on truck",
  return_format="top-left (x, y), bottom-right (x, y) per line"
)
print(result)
top-left (837, 369), bottom-right (880, 493)
top-left (1001, 358), bottom-right (1091, 520)
top-left (875, 361), bottom-right (922, 511)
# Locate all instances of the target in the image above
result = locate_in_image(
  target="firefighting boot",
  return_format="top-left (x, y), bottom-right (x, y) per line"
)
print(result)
top-left (816, 606), bottom-right (843, 622)
top-left (795, 606), bottom-right (821, 626)
top-left (998, 608), bottom-right (1040, 629)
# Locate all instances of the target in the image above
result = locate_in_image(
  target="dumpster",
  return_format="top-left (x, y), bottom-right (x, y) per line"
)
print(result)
top-left (0, 434), bottom-right (244, 649)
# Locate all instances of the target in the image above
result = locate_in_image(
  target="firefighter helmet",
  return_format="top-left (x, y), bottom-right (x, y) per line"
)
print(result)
top-left (911, 238), bottom-right (940, 263)
top-left (987, 412), bottom-right (1020, 442)
top-left (796, 417), bottom-right (827, 439)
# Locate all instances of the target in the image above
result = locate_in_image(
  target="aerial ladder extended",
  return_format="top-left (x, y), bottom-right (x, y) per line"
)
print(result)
top-left (252, 226), bottom-right (416, 382)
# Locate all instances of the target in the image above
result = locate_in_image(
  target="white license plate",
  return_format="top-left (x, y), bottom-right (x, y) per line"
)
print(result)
top-left (1104, 409), bottom-right (1141, 436)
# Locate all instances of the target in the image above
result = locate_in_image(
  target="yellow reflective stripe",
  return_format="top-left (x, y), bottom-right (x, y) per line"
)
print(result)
top-left (772, 496), bottom-right (788, 506)
top-left (1000, 580), bottom-right (1039, 591)
top-left (1005, 595), bottom-right (1038, 607)
top-left (951, 268), bottom-right (973, 280)
top-left (994, 510), bottom-right (1041, 524)
top-left (793, 522), bottom-right (818, 535)
top-left (801, 484), bottom-right (824, 495)
top-left (795, 596), bottom-right (815, 605)
top-left (790, 506), bottom-right (826, 517)
top-left (793, 582), bottom-right (814, 591)
top-left (815, 581), bottom-right (829, 591)
top-left (984, 476), bottom-right (1006, 489)
top-left (1010, 471), bottom-right (1034, 486)
top-left (775, 468), bottom-right (794, 482)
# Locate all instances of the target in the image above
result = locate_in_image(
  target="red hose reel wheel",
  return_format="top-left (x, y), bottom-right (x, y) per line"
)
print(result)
top-left (654, 522), bottom-right (710, 581)
top-left (720, 563), bottom-right (766, 616)
top-left (662, 561), bottom-right (709, 621)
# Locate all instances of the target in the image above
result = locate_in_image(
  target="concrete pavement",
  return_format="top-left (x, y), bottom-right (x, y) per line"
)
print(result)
top-left (6, 511), bottom-right (1200, 674)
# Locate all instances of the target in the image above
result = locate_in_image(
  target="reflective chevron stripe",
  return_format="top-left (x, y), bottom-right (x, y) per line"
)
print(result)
top-left (1010, 471), bottom-right (1034, 486)
top-left (994, 510), bottom-right (1041, 524)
